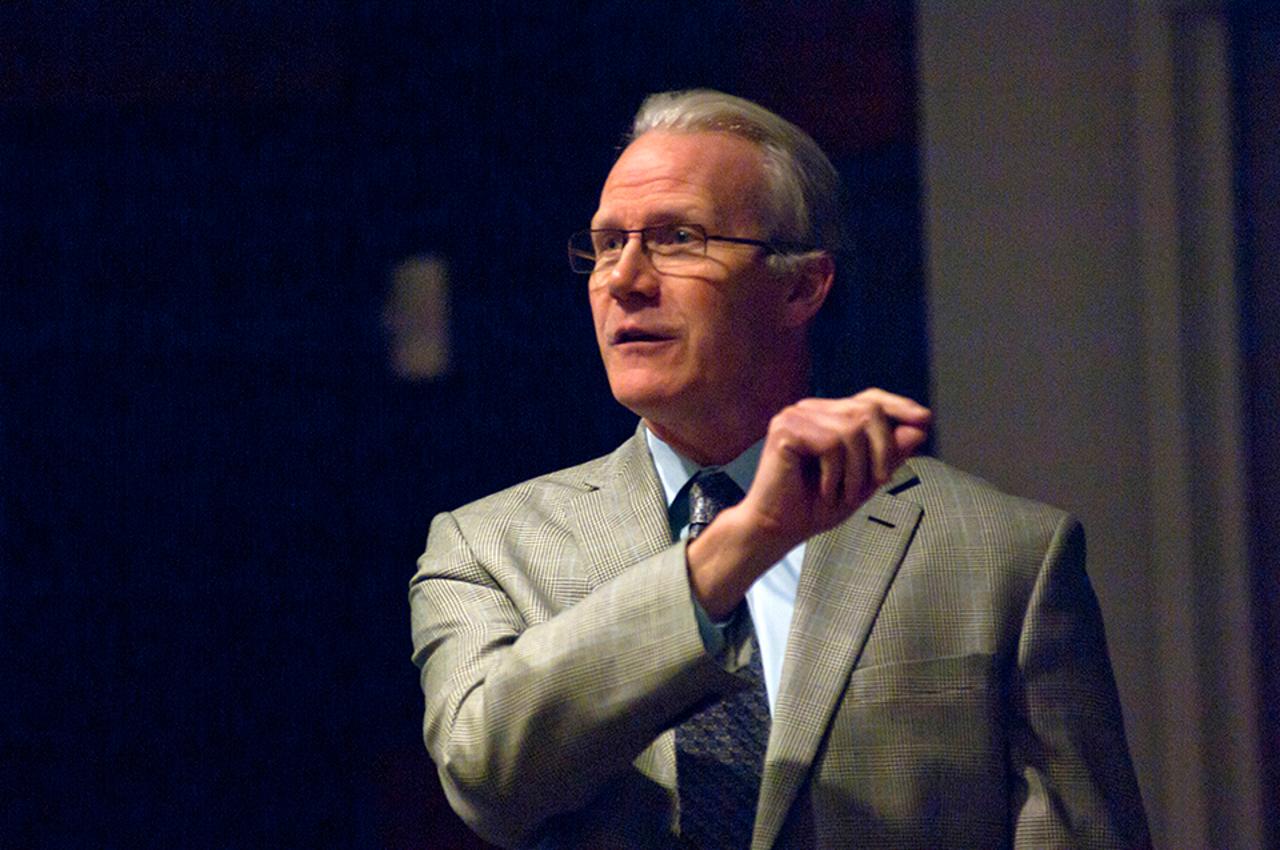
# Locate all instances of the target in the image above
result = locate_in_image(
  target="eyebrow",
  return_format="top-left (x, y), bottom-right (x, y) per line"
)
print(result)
top-left (590, 208), bottom-right (708, 230)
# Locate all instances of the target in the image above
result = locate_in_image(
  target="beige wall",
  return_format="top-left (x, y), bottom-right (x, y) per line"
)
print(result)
top-left (915, 3), bottom-right (1262, 847)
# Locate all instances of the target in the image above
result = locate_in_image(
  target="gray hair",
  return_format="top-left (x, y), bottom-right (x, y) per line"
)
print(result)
top-left (629, 89), bottom-right (849, 272)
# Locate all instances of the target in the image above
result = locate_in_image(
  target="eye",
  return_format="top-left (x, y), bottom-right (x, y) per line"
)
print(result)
top-left (670, 226), bottom-right (698, 245)
top-left (592, 230), bottom-right (626, 255)
top-left (649, 224), bottom-right (701, 249)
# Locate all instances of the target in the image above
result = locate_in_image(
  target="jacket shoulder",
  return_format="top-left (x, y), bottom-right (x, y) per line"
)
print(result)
top-left (443, 436), bottom-right (636, 531)
top-left (903, 455), bottom-right (1071, 524)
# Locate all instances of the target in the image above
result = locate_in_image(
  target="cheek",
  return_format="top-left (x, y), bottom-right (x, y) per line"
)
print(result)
top-left (701, 290), bottom-right (777, 350)
top-left (588, 294), bottom-right (609, 337)
top-left (738, 279), bottom-right (788, 335)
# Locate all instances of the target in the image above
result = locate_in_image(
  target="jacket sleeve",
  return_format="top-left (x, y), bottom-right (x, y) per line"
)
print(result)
top-left (1008, 516), bottom-right (1152, 849)
top-left (408, 509), bottom-right (746, 848)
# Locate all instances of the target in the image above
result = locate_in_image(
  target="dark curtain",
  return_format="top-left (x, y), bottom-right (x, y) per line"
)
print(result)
top-left (0, 3), bottom-right (924, 846)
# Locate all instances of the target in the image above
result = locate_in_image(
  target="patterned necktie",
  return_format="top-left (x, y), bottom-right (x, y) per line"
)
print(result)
top-left (676, 470), bottom-right (771, 849)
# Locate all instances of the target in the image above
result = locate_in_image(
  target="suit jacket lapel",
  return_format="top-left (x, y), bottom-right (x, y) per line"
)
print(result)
top-left (564, 427), bottom-right (683, 794)
top-left (562, 430), bottom-right (926, 847)
top-left (755, 467), bottom-right (923, 849)
top-left (566, 427), bottom-right (673, 589)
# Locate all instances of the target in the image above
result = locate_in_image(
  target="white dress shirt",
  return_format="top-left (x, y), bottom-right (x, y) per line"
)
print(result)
top-left (645, 426), bottom-right (805, 712)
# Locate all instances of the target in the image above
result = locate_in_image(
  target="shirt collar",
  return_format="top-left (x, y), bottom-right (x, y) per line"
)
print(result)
top-left (644, 424), bottom-right (762, 508)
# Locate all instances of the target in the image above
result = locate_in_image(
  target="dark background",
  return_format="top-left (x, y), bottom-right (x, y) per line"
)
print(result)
top-left (5, 3), bottom-right (1278, 847)
top-left (1, 3), bottom-right (927, 847)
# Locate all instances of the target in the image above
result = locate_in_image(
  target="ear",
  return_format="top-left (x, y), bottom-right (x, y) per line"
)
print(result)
top-left (781, 254), bottom-right (835, 329)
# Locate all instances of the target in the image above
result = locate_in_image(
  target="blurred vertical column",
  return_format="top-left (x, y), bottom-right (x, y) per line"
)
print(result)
top-left (1234, 8), bottom-right (1280, 846)
top-left (916, 1), bottom-right (1265, 847)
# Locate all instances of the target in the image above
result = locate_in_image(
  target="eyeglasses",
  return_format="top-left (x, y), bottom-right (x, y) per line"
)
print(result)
top-left (567, 223), bottom-right (807, 275)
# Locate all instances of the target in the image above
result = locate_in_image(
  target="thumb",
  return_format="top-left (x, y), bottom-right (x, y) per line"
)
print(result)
top-left (894, 423), bottom-right (929, 456)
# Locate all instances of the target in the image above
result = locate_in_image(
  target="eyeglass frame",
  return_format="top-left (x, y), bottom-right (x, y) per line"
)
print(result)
top-left (566, 222), bottom-right (814, 275)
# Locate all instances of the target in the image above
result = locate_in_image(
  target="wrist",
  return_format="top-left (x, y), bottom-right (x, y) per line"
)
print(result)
top-left (685, 505), bottom-right (793, 621)
top-left (716, 502), bottom-right (802, 566)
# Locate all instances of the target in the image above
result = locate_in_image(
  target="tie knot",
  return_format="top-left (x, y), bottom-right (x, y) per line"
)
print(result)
top-left (688, 470), bottom-right (744, 539)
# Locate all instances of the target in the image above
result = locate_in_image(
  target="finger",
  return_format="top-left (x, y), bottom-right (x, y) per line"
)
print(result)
top-left (793, 400), bottom-right (894, 504)
top-left (779, 407), bottom-right (848, 503)
top-left (861, 403), bottom-right (898, 486)
top-left (849, 389), bottom-right (933, 427)
top-left (763, 407), bottom-right (822, 472)
top-left (893, 423), bottom-right (930, 456)
top-left (841, 427), bottom-right (871, 511)
top-left (797, 391), bottom-right (933, 431)
top-left (819, 440), bottom-right (844, 504)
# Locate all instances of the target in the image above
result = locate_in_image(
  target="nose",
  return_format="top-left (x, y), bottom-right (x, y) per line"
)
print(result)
top-left (604, 233), bottom-right (659, 300)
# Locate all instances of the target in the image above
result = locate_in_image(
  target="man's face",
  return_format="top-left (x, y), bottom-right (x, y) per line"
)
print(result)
top-left (589, 130), bottom-right (792, 428)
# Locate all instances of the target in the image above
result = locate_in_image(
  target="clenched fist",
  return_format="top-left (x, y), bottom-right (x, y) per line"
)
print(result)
top-left (688, 389), bottom-right (931, 619)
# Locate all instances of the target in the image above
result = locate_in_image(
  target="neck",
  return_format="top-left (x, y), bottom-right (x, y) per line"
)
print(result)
top-left (643, 417), bottom-right (764, 467)
top-left (642, 362), bottom-right (810, 466)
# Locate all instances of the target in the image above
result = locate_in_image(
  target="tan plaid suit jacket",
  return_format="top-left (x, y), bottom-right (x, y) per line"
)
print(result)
top-left (409, 428), bottom-right (1150, 849)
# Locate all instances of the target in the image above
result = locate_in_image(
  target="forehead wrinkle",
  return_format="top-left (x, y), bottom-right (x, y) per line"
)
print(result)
top-left (592, 183), bottom-right (711, 230)
top-left (593, 131), bottom-right (770, 234)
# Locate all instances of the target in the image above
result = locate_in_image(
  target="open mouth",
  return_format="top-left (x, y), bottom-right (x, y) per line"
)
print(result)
top-left (612, 328), bottom-right (674, 345)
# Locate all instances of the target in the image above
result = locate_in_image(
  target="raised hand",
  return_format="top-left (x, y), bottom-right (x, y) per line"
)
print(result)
top-left (687, 389), bottom-right (931, 619)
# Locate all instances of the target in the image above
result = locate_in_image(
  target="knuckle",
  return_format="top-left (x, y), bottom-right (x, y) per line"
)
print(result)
top-left (771, 404), bottom-right (809, 431)
top-left (844, 405), bottom-right (872, 429)
top-left (768, 409), bottom-right (794, 434)
top-left (816, 432), bottom-right (842, 453)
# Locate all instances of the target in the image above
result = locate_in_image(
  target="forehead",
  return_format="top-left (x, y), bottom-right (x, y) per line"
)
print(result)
top-left (592, 130), bottom-right (770, 230)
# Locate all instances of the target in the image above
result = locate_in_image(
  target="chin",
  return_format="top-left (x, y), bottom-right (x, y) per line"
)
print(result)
top-left (607, 377), bottom-right (687, 420)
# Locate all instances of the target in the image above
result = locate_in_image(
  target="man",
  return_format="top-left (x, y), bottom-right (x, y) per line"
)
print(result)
top-left (410, 89), bottom-right (1149, 849)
